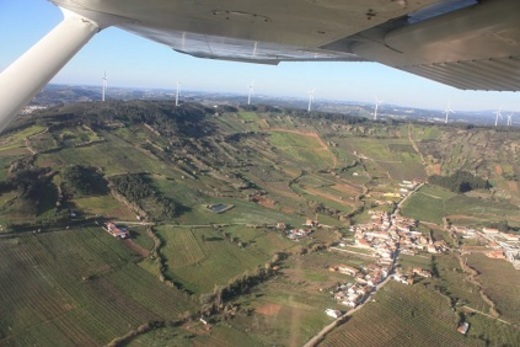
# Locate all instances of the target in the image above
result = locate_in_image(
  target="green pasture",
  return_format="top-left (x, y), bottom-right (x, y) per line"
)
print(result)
top-left (37, 139), bottom-right (169, 175)
top-left (72, 194), bottom-right (135, 219)
top-left (401, 184), bottom-right (519, 224)
top-left (155, 225), bottom-right (279, 293)
top-left (432, 254), bottom-right (486, 309)
top-left (0, 125), bottom-right (45, 151)
top-left (269, 132), bottom-right (335, 169)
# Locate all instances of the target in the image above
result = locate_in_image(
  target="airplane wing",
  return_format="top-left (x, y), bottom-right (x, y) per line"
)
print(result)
top-left (1, 0), bottom-right (520, 131)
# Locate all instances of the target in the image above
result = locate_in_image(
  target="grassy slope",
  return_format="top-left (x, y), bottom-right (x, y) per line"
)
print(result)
top-left (401, 184), bottom-right (519, 224)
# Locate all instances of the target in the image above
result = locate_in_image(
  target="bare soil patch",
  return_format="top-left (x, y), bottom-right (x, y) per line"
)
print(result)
top-left (432, 164), bottom-right (442, 175)
top-left (495, 165), bottom-right (504, 175)
top-left (331, 183), bottom-right (361, 196)
top-left (252, 195), bottom-right (277, 209)
top-left (304, 186), bottom-right (356, 208)
top-left (507, 181), bottom-right (518, 192)
top-left (123, 239), bottom-right (150, 257)
top-left (0, 148), bottom-right (32, 156)
top-left (256, 303), bottom-right (282, 316)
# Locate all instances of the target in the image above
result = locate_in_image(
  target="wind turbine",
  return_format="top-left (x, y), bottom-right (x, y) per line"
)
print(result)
top-left (175, 81), bottom-right (181, 106)
top-left (494, 106), bottom-right (503, 127)
top-left (307, 88), bottom-right (315, 112)
top-left (443, 102), bottom-right (455, 124)
top-left (507, 113), bottom-right (513, 126)
top-left (373, 96), bottom-right (383, 120)
top-left (247, 80), bottom-right (254, 105)
top-left (101, 71), bottom-right (107, 102)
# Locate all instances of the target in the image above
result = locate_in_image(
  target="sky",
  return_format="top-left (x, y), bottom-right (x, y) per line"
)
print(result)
top-left (1, 0), bottom-right (519, 112)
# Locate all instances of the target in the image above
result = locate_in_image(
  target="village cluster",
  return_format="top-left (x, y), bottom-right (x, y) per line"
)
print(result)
top-left (326, 208), bottom-right (446, 312)
top-left (451, 225), bottom-right (520, 270)
top-left (352, 211), bottom-right (448, 257)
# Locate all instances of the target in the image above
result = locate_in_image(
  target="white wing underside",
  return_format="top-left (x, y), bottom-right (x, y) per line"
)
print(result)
top-left (1, 0), bottom-right (520, 131)
top-left (50, 0), bottom-right (520, 91)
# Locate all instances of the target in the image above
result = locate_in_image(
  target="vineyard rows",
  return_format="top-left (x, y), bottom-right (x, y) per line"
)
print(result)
top-left (0, 228), bottom-right (195, 345)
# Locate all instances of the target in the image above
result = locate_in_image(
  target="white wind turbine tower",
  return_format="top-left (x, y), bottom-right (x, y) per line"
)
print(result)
top-left (443, 102), bottom-right (455, 124)
top-left (175, 81), bottom-right (181, 106)
top-left (494, 106), bottom-right (503, 127)
top-left (373, 96), bottom-right (383, 120)
top-left (101, 71), bottom-right (108, 102)
top-left (307, 88), bottom-right (315, 112)
top-left (247, 80), bottom-right (255, 105)
top-left (507, 113), bottom-right (513, 126)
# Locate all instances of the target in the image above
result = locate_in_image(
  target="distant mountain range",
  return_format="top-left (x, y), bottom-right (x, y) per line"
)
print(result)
top-left (29, 84), bottom-right (517, 128)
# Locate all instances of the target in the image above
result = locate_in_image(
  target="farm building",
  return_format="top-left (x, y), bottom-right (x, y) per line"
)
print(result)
top-left (207, 203), bottom-right (234, 214)
top-left (104, 222), bottom-right (130, 239)
top-left (457, 322), bottom-right (470, 335)
top-left (337, 265), bottom-right (359, 277)
top-left (325, 309), bottom-right (342, 319)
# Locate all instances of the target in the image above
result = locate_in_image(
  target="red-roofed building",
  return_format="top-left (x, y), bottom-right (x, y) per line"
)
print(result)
top-left (104, 222), bottom-right (130, 239)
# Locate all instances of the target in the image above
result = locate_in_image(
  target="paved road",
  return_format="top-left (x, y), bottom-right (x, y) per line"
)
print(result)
top-left (396, 182), bottom-right (424, 211)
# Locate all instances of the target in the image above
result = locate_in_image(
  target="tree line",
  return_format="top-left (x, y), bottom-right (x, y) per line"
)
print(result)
top-left (62, 165), bottom-right (107, 195)
top-left (109, 173), bottom-right (181, 218)
top-left (429, 170), bottom-right (489, 193)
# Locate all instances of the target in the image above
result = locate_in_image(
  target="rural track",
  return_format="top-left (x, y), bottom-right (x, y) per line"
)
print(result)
top-left (0, 219), bottom-right (98, 238)
top-left (25, 126), bottom-right (49, 155)
top-left (462, 305), bottom-right (519, 329)
top-left (456, 254), bottom-right (501, 318)
top-left (407, 124), bottom-right (431, 175)
top-left (395, 182), bottom-right (424, 211)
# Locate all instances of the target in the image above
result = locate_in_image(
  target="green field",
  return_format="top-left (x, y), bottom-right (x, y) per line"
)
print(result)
top-left (433, 254), bottom-right (487, 309)
top-left (398, 254), bottom-right (432, 271)
top-left (55, 125), bottom-right (103, 147)
top-left (0, 125), bottom-right (46, 151)
top-left (155, 225), bottom-right (289, 293)
top-left (322, 282), bottom-right (473, 347)
top-left (401, 184), bottom-right (519, 224)
top-left (181, 250), bottom-right (372, 346)
top-left (37, 136), bottom-right (169, 176)
top-left (269, 132), bottom-right (336, 169)
top-left (0, 227), bottom-right (195, 345)
top-left (467, 254), bottom-right (520, 325)
top-left (129, 323), bottom-right (265, 347)
top-left (176, 198), bottom-right (302, 226)
top-left (72, 194), bottom-right (135, 219)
